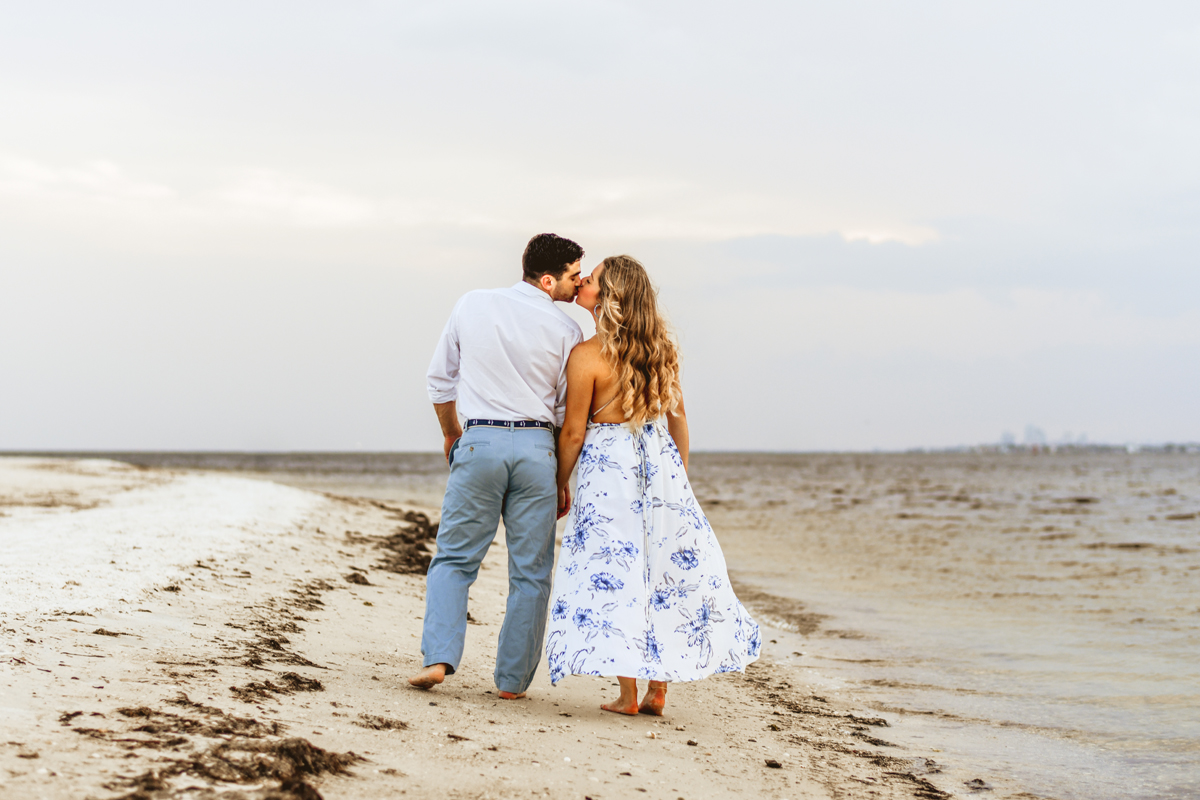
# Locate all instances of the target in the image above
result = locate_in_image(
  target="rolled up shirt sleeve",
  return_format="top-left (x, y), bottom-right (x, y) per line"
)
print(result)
top-left (426, 302), bottom-right (462, 403)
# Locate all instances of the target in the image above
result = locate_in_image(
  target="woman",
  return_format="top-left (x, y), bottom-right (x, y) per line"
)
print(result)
top-left (545, 255), bottom-right (761, 716)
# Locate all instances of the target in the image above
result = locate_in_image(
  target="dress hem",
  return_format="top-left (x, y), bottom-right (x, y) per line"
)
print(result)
top-left (549, 656), bottom-right (760, 686)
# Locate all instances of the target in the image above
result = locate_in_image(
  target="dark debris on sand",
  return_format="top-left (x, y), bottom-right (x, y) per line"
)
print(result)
top-left (224, 578), bottom-right (337, 672)
top-left (230, 672), bottom-right (325, 703)
top-left (93, 627), bottom-right (129, 637)
top-left (351, 713), bottom-right (408, 731)
top-left (230, 497), bottom-right (435, 693)
top-left (332, 499), bottom-right (438, 576)
top-left (746, 664), bottom-right (953, 800)
top-left (117, 695), bottom-right (283, 738)
top-left (106, 737), bottom-right (361, 800)
top-left (65, 495), bottom-right (442, 799)
top-left (288, 579), bottom-right (336, 612)
top-left (68, 692), bottom-right (359, 800)
top-left (51, 494), bottom-right (449, 800)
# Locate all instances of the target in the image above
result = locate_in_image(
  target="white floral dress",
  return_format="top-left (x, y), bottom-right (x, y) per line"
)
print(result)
top-left (545, 420), bottom-right (761, 684)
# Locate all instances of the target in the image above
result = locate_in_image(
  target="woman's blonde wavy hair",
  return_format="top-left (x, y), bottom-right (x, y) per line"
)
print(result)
top-left (594, 255), bottom-right (682, 430)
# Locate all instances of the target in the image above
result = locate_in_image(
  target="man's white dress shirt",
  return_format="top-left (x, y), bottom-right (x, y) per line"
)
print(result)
top-left (427, 281), bottom-right (584, 428)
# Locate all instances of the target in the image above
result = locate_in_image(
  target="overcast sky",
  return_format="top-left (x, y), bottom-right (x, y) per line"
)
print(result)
top-left (2, 2), bottom-right (1198, 451)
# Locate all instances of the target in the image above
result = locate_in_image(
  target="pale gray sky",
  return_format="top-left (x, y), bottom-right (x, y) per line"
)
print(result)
top-left (2, 2), bottom-right (1198, 451)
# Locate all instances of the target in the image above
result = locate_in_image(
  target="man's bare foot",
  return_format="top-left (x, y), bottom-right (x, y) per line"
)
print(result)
top-left (638, 681), bottom-right (667, 716)
top-left (408, 663), bottom-right (448, 689)
top-left (497, 691), bottom-right (526, 700)
top-left (602, 676), bottom-right (640, 715)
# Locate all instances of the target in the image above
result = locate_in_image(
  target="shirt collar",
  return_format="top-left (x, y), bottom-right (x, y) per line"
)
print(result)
top-left (512, 280), bottom-right (553, 302)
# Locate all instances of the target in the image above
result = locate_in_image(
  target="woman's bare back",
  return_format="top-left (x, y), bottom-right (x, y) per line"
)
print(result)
top-left (574, 337), bottom-right (628, 424)
top-left (561, 335), bottom-right (689, 477)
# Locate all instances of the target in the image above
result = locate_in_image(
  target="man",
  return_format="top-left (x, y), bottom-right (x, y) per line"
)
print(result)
top-left (409, 233), bottom-right (584, 699)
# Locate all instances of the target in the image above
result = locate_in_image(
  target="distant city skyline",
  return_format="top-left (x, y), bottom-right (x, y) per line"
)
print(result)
top-left (2, 3), bottom-right (1199, 452)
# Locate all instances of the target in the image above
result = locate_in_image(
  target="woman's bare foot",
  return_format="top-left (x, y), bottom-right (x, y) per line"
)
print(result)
top-left (497, 691), bottom-right (526, 700)
top-left (408, 663), bottom-right (448, 689)
top-left (601, 677), bottom-right (640, 715)
top-left (638, 681), bottom-right (667, 715)
top-left (601, 697), bottom-right (639, 715)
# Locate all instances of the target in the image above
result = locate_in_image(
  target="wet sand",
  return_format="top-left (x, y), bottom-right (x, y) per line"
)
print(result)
top-left (0, 457), bottom-right (961, 800)
top-left (693, 451), bottom-right (1200, 800)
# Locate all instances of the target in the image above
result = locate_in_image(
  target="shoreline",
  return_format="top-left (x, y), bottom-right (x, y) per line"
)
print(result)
top-left (2, 457), bottom-right (980, 799)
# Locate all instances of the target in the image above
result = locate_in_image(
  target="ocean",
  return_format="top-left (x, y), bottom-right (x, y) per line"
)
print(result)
top-left (45, 449), bottom-right (1200, 799)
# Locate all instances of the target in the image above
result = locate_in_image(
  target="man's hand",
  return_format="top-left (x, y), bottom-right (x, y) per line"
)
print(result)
top-left (434, 402), bottom-right (462, 464)
top-left (444, 433), bottom-right (461, 464)
top-left (557, 484), bottom-right (572, 519)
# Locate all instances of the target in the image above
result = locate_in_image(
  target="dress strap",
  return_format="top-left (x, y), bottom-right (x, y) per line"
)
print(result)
top-left (589, 394), bottom-right (618, 422)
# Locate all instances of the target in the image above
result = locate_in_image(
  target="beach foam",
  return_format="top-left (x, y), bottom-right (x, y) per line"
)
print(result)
top-left (0, 457), bottom-right (323, 618)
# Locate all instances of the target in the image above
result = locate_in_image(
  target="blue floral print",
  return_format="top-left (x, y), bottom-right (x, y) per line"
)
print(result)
top-left (714, 652), bottom-right (742, 673)
top-left (634, 629), bottom-right (664, 664)
top-left (573, 608), bottom-right (598, 630)
top-left (665, 497), bottom-right (710, 532)
top-left (567, 502), bottom-right (612, 554)
top-left (552, 598), bottom-right (569, 620)
top-left (590, 540), bottom-right (639, 571)
top-left (545, 419), bottom-right (760, 685)
top-left (675, 596), bottom-right (725, 669)
top-left (660, 572), bottom-right (699, 601)
top-left (661, 439), bottom-right (684, 467)
top-left (579, 442), bottom-right (624, 479)
top-left (748, 625), bottom-right (762, 657)
top-left (590, 572), bottom-right (624, 594)
top-left (562, 529), bottom-right (588, 555)
top-left (631, 459), bottom-right (659, 482)
top-left (670, 548), bottom-right (700, 570)
top-left (595, 620), bottom-right (626, 641)
top-left (630, 496), bottom-right (663, 515)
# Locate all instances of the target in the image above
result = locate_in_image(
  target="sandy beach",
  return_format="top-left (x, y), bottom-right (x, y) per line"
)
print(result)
top-left (0, 457), bottom-right (952, 800)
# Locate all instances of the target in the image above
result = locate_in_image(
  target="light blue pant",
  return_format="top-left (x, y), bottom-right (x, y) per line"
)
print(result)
top-left (420, 424), bottom-right (558, 694)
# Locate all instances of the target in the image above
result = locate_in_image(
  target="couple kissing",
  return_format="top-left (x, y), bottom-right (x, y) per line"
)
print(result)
top-left (410, 233), bottom-right (760, 716)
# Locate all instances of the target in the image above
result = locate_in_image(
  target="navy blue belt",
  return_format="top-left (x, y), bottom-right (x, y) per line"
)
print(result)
top-left (465, 418), bottom-right (553, 431)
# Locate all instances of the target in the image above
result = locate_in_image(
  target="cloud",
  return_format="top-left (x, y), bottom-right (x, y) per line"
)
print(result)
top-left (0, 150), bottom-right (938, 244)
top-left (839, 227), bottom-right (939, 246)
top-left (689, 286), bottom-right (1200, 361)
top-left (0, 155), bottom-right (176, 203)
top-left (212, 170), bottom-right (380, 228)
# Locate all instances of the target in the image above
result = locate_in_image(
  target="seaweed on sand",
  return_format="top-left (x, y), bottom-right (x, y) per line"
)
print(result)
top-left (107, 737), bottom-right (362, 800)
top-left (352, 713), bottom-right (408, 731)
top-left (230, 672), bottom-right (324, 703)
top-left (72, 693), bottom-right (359, 800)
top-left (332, 498), bottom-right (438, 575)
top-left (745, 663), bottom-right (953, 800)
top-left (117, 695), bottom-right (283, 737)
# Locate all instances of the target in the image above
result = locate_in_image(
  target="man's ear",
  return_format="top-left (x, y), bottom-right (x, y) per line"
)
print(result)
top-left (539, 273), bottom-right (555, 292)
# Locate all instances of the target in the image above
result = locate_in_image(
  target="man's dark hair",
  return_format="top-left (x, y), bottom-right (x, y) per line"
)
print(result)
top-left (522, 233), bottom-right (584, 282)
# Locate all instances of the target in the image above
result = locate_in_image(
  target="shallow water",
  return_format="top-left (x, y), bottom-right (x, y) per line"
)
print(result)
top-left (42, 449), bottom-right (1200, 799)
top-left (693, 452), bottom-right (1200, 800)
